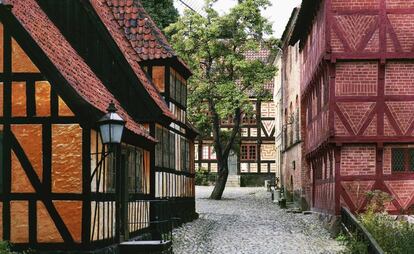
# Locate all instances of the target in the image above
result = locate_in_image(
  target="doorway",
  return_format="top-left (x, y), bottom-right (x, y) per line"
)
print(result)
top-left (228, 151), bottom-right (238, 175)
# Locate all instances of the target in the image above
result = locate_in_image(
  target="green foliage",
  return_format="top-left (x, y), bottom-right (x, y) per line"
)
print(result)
top-left (165, 0), bottom-right (277, 142)
top-left (359, 212), bottom-right (414, 253)
top-left (195, 168), bottom-right (216, 186)
top-left (365, 189), bottom-right (393, 213)
top-left (336, 233), bottom-right (368, 254)
top-left (339, 190), bottom-right (414, 254)
top-left (141, 0), bottom-right (179, 29)
top-left (0, 241), bottom-right (12, 254)
top-left (0, 241), bottom-right (32, 254)
top-left (359, 190), bottom-right (414, 253)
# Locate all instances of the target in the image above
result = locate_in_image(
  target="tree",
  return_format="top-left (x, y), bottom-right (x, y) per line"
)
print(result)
top-left (141, 0), bottom-right (179, 29)
top-left (166, 0), bottom-right (277, 199)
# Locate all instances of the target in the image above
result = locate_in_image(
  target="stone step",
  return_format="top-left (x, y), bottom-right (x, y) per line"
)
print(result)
top-left (226, 175), bottom-right (240, 187)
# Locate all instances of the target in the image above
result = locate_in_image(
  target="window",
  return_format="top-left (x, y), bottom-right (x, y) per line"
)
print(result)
top-left (155, 127), bottom-right (162, 167)
top-left (155, 126), bottom-right (180, 170)
top-left (105, 152), bottom-right (116, 193)
top-left (391, 148), bottom-right (414, 172)
top-left (202, 144), bottom-right (216, 160)
top-left (124, 145), bottom-right (144, 193)
top-left (169, 68), bottom-right (187, 107)
top-left (242, 114), bottom-right (256, 125)
top-left (241, 144), bottom-right (257, 161)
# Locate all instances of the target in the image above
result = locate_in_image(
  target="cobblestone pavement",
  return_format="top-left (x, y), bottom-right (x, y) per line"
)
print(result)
top-left (172, 186), bottom-right (346, 254)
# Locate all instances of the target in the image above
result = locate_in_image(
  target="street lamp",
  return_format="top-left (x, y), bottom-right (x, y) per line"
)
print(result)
top-left (97, 102), bottom-right (125, 145)
top-left (96, 102), bottom-right (126, 242)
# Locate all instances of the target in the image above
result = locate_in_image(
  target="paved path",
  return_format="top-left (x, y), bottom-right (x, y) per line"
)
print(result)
top-left (172, 186), bottom-right (345, 254)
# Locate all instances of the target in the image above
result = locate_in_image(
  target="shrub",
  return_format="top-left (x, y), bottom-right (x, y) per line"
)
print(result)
top-left (359, 212), bottom-right (414, 253)
top-left (0, 241), bottom-right (32, 254)
top-left (356, 190), bottom-right (414, 254)
top-left (195, 168), bottom-right (216, 186)
top-left (336, 233), bottom-right (368, 254)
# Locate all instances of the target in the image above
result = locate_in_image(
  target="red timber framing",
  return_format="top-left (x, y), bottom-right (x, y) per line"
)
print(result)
top-left (0, 0), bottom-right (197, 253)
top-left (292, 0), bottom-right (414, 215)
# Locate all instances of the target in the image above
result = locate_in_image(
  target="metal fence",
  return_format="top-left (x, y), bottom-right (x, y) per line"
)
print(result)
top-left (340, 207), bottom-right (384, 254)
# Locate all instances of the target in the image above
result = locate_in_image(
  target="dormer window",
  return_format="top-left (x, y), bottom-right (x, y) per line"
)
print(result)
top-left (170, 68), bottom-right (187, 107)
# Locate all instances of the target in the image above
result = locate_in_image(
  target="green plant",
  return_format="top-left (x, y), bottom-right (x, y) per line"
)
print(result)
top-left (365, 190), bottom-right (393, 213)
top-left (0, 241), bottom-right (32, 254)
top-left (195, 168), bottom-right (216, 186)
top-left (359, 212), bottom-right (414, 253)
top-left (336, 232), bottom-right (368, 254)
top-left (351, 190), bottom-right (414, 254)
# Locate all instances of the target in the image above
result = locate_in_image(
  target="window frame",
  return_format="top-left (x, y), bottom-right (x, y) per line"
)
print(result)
top-left (240, 144), bottom-right (257, 161)
top-left (391, 148), bottom-right (414, 173)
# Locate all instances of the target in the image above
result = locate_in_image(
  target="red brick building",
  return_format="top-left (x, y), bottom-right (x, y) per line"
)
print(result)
top-left (291, 0), bottom-right (414, 214)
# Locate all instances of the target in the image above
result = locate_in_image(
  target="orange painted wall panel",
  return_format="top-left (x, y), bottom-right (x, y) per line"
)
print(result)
top-left (11, 151), bottom-right (35, 193)
top-left (11, 124), bottom-right (43, 181)
top-left (35, 81), bottom-right (51, 117)
top-left (10, 201), bottom-right (29, 243)
top-left (11, 82), bottom-right (27, 117)
top-left (53, 201), bottom-right (82, 243)
top-left (58, 96), bottom-right (74, 117)
top-left (37, 201), bottom-right (63, 243)
top-left (52, 124), bottom-right (82, 193)
top-left (152, 66), bottom-right (165, 93)
top-left (11, 38), bottom-right (39, 73)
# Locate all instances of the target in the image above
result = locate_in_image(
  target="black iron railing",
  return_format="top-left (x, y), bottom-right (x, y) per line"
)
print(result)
top-left (340, 207), bottom-right (384, 254)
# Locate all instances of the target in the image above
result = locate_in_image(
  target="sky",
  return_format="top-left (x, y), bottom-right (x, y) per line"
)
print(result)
top-left (174, 0), bottom-right (302, 38)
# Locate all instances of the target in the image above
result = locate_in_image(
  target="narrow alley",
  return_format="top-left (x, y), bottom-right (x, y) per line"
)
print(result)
top-left (172, 187), bottom-right (345, 254)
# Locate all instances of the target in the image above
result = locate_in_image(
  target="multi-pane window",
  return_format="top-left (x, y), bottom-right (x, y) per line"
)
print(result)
top-left (242, 114), bottom-right (256, 125)
top-left (391, 148), bottom-right (414, 172)
top-left (202, 144), bottom-right (216, 160)
top-left (169, 68), bottom-right (187, 107)
top-left (124, 145), bottom-right (144, 193)
top-left (105, 153), bottom-right (116, 192)
top-left (155, 125), bottom-right (189, 171)
top-left (241, 144), bottom-right (257, 161)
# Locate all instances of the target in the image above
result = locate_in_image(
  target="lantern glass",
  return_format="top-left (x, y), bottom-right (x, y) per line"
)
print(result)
top-left (97, 102), bottom-right (125, 145)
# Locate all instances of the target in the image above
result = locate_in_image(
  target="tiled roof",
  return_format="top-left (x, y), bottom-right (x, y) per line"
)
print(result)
top-left (245, 49), bottom-right (275, 92)
top-left (105, 0), bottom-right (176, 61)
top-left (5, 0), bottom-right (154, 141)
top-left (245, 48), bottom-right (272, 62)
top-left (91, 0), bottom-right (176, 120)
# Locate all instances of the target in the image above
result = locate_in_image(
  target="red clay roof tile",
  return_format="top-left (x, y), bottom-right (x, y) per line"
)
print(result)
top-left (245, 49), bottom-right (275, 92)
top-left (91, 0), bottom-right (176, 120)
top-left (5, 0), bottom-right (154, 141)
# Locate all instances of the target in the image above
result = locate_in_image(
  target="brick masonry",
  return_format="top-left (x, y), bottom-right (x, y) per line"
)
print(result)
top-left (290, 0), bottom-right (414, 215)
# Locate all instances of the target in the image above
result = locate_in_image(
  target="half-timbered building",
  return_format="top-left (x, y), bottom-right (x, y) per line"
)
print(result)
top-left (0, 0), bottom-right (196, 253)
top-left (195, 50), bottom-right (277, 187)
top-left (291, 0), bottom-right (414, 215)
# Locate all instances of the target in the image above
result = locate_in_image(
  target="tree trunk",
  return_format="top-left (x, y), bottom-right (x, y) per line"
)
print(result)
top-left (210, 160), bottom-right (229, 200)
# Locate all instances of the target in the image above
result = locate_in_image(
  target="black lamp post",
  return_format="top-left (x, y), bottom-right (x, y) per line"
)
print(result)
top-left (95, 102), bottom-right (126, 242)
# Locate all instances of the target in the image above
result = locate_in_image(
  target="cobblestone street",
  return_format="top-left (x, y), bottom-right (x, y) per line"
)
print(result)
top-left (173, 186), bottom-right (345, 254)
